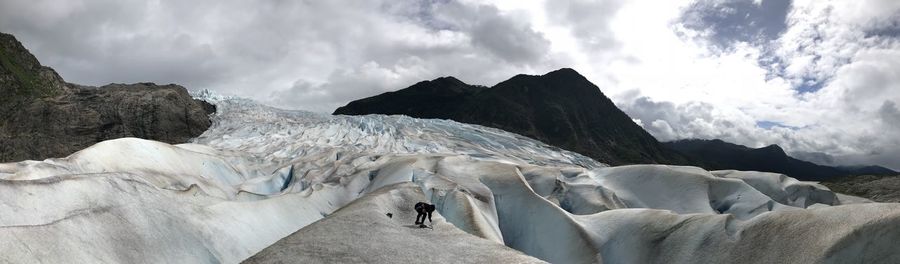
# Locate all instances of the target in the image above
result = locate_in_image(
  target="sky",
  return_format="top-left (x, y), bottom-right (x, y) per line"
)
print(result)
top-left (1, 0), bottom-right (899, 170)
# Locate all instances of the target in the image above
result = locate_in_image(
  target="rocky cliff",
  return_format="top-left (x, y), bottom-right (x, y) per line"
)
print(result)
top-left (0, 32), bottom-right (214, 162)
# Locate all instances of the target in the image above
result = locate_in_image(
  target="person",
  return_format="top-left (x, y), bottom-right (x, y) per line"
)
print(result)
top-left (414, 202), bottom-right (435, 226)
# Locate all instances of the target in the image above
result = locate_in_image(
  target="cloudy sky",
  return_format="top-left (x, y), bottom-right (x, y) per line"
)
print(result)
top-left (2, 0), bottom-right (899, 169)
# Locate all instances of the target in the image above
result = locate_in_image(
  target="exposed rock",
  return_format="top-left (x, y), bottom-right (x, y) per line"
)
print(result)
top-left (0, 32), bottom-right (214, 162)
top-left (821, 174), bottom-right (900, 203)
top-left (0, 33), bottom-right (68, 109)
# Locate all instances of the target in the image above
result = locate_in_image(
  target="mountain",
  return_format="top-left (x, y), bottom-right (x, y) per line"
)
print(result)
top-left (334, 68), bottom-right (690, 166)
top-left (835, 165), bottom-right (898, 175)
top-left (791, 151), bottom-right (898, 175)
top-left (664, 139), bottom-right (897, 181)
top-left (3, 96), bottom-right (899, 263)
top-left (0, 32), bottom-right (214, 162)
top-left (330, 67), bottom-right (896, 181)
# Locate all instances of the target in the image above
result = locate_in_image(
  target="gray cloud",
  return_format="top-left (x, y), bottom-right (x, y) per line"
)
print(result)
top-left (0, 0), bottom-right (561, 111)
top-left (880, 100), bottom-right (900, 128)
top-left (0, 0), bottom-right (234, 88)
top-left (434, 2), bottom-right (552, 64)
top-left (619, 90), bottom-right (900, 171)
top-left (545, 0), bottom-right (624, 52)
top-left (260, 1), bottom-right (565, 112)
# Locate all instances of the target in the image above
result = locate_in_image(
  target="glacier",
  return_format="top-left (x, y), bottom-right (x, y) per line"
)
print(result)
top-left (1, 95), bottom-right (899, 263)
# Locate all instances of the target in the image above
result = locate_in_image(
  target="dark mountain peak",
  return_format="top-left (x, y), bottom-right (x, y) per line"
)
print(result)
top-left (404, 76), bottom-right (479, 94)
top-left (544, 67), bottom-right (583, 78)
top-left (491, 68), bottom-right (607, 103)
top-left (497, 68), bottom-right (584, 81)
top-left (0, 32), bottom-right (40, 69)
top-left (502, 68), bottom-right (589, 84)
top-left (335, 68), bottom-right (691, 166)
top-left (759, 144), bottom-right (786, 155)
top-left (668, 138), bottom-right (735, 151)
top-left (668, 138), bottom-right (788, 154)
top-left (664, 138), bottom-right (896, 180)
top-left (333, 75), bottom-right (482, 118)
top-left (543, 68), bottom-right (594, 89)
top-left (431, 76), bottom-right (466, 85)
top-left (500, 72), bottom-right (540, 84)
top-left (708, 138), bottom-right (727, 144)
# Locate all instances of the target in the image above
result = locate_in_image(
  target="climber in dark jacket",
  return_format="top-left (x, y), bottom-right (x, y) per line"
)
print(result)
top-left (414, 202), bottom-right (435, 225)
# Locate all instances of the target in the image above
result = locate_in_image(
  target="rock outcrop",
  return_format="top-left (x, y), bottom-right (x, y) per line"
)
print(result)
top-left (0, 32), bottom-right (214, 162)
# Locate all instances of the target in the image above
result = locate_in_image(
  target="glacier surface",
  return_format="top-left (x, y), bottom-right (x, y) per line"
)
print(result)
top-left (1, 96), bottom-right (898, 263)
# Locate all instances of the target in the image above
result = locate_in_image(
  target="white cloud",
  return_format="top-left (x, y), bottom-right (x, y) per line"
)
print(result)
top-left (491, 0), bottom-right (900, 169)
top-left (606, 0), bottom-right (900, 169)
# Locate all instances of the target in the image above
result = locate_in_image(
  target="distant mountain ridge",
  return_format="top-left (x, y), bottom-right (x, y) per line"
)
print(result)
top-left (665, 139), bottom-right (897, 181)
top-left (334, 67), bottom-right (894, 180)
top-left (0, 32), bottom-right (214, 162)
top-left (335, 68), bottom-right (691, 166)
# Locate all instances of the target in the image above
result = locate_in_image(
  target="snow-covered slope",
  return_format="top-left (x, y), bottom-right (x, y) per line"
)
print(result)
top-left (1, 96), bottom-right (898, 263)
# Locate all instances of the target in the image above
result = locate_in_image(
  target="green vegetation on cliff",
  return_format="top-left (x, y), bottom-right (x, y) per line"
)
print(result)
top-left (0, 34), bottom-right (61, 106)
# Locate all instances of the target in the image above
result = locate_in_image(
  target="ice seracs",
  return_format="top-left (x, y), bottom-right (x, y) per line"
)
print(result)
top-left (1, 96), bottom-right (898, 263)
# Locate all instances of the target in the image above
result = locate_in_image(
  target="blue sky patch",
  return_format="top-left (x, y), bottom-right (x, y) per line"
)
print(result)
top-left (756, 120), bottom-right (801, 130)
